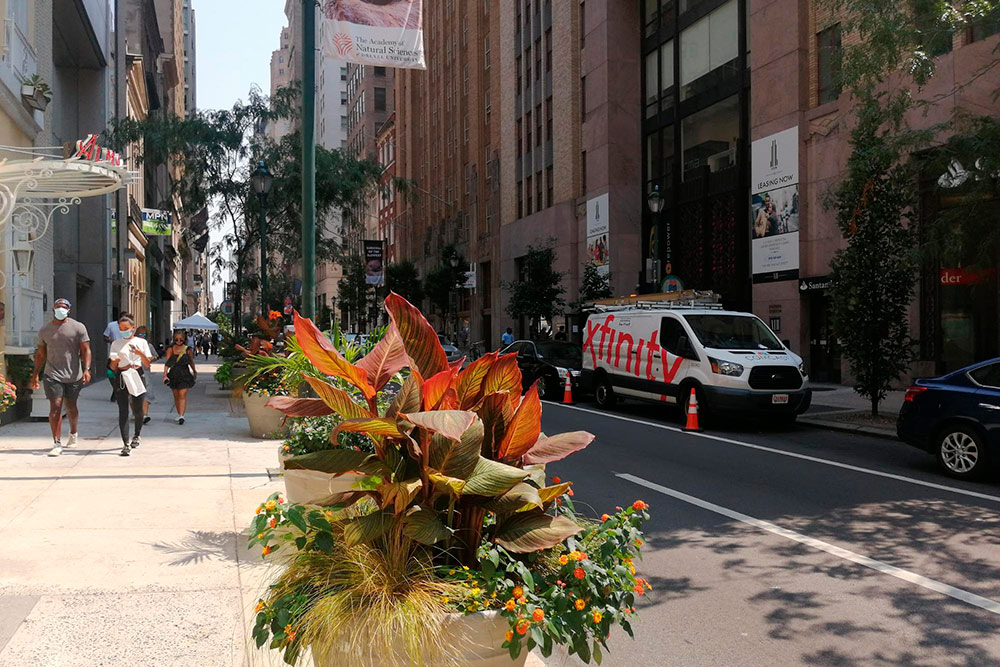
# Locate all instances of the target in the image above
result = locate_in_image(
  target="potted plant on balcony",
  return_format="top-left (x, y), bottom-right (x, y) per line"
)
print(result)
top-left (20, 75), bottom-right (52, 112)
top-left (248, 295), bottom-right (651, 666)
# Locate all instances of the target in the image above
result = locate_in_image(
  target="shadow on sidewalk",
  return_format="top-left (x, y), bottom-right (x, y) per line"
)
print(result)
top-left (147, 530), bottom-right (240, 566)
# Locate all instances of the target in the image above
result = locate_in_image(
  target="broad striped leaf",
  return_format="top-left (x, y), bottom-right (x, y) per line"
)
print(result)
top-left (284, 449), bottom-right (371, 474)
top-left (462, 457), bottom-right (528, 497)
top-left (494, 512), bottom-right (583, 554)
top-left (428, 472), bottom-right (466, 498)
top-left (402, 507), bottom-right (450, 545)
top-left (355, 323), bottom-right (407, 390)
top-left (497, 383), bottom-right (542, 461)
top-left (378, 478), bottom-right (423, 515)
top-left (482, 353), bottom-right (522, 397)
top-left (423, 368), bottom-right (459, 410)
top-left (523, 431), bottom-right (595, 465)
top-left (386, 371), bottom-right (422, 419)
top-left (536, 482), bottom-right (573, 508)
top-left (334, 417), bottom-right (402, 438)
top-left (313, 489), bottom-right (377, 509)
top-left (266, 396), bottom-right (333, 418)
top-left (304, 377), bottom-right (373, 420)
top-left (428, 418), bottom-right (484, 479)
top-left (479, 393), bottom-right (513, 459)
top-left (455, 352), bottom-right (498, 408)
top-left (400, 410), bottom-right (477, 442)
top-left (484, 482), bottom-right (543, 514)
top-left (384, 292), bottom-right (449, 378)
top-left (294, 311), bottom-right (375, 399)
top-left (343, 511), bottom-right (395, 546)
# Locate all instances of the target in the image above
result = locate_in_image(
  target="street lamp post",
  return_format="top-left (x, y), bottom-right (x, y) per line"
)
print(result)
top-left (251, 161), bottom-right (274, 316)
top-left (646, 185), bottom-right (665, 291)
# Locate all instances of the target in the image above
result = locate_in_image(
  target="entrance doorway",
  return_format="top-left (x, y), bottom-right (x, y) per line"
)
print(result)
top-left (808, 292), bottom-right (841, 383)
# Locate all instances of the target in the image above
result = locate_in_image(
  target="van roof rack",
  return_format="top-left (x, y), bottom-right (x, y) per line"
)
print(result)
top-left (584, 290), bottom-right (725, 312)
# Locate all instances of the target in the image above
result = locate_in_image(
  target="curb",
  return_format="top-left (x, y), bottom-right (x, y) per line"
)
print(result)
top-left (798, 415), bottom-right (898, 440)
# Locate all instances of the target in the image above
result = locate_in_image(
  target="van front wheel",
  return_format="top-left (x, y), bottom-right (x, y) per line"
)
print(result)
top-left (595, 376), bottom-right (617, 409)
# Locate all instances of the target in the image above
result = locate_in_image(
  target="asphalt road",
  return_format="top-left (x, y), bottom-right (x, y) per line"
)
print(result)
top-left (540, 397), bottom-right (1000, 667)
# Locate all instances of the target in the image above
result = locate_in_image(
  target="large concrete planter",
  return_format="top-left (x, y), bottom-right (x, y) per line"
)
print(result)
top-left (243, 393), bottom-right (287, 439)
top-left (312, 610), bottom-right (526, 667)
top-left (278, 446), bottom-right (365, 505)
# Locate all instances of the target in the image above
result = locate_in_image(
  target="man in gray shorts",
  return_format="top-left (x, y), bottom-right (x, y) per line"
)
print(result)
top-left (29, 298), bottom-right (92, 456)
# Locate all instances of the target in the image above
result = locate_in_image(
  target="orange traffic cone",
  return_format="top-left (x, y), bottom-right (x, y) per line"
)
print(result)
top-left (562, 373), bottom-right (574, 404)
top-left (684, 388), bottom-right (701, 431)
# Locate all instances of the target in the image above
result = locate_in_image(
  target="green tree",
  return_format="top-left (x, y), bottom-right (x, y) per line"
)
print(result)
top-left (338, 256), bottom-right (371, 333)
top-left (384, 260), bottom-right (425, 307)
top-left (423, 245), bottom-right (468, 334)
top-left (503, 241), bottom-right (565, 334)
top-left (577, 262), bottom-right (612, 304)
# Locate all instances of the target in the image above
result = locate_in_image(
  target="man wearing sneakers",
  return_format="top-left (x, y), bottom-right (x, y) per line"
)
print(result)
top-left (109, 315), bottom-right (154, 456)
top-left (29, 298), bottom-right (92, 456)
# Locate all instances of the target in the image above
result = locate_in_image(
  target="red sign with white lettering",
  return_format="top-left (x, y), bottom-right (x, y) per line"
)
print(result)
top-left (940, 267), bottom-right (997, 286)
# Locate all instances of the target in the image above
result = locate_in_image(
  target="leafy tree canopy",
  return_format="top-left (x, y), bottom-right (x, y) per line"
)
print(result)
top-left (503, 241), bottom-right (565, 323)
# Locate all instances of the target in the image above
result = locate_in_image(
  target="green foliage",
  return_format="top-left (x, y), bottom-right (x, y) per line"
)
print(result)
top-left (4, 354), bottom-right (34, 388)
top-left (423, 245), bottom-right (467, 317)
top-left (214, 362), bottom-right (234, 387)
top-left (576, 262), bottom-right (612, 306)
top-left (281, 415), bottom-right (377, 457)
top-left (503, 241), bottom-right (566, 324)
top-left (337, 257), bottom-right (373, 333)
top-left (384, 261), bottom-right (425, 307)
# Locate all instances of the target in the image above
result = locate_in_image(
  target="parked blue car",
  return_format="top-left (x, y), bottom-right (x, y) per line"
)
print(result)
top-left (897, 358), bottom-right (1000, 479)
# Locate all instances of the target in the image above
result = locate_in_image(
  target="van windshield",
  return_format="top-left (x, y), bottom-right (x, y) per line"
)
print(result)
top-left (683, 315), bottom-right (784, 351)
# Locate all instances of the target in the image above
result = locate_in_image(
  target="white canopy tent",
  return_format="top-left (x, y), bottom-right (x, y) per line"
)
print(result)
top-left (171, 312), bottom-right (219, 331)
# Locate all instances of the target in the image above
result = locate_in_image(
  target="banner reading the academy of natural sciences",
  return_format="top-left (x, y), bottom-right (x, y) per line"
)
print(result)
top-left (321, 0), bottom-right (426, 69)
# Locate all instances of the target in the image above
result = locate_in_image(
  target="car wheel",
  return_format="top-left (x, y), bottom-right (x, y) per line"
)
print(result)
top-left (536, 376), bottom-right (552, 400)
top-left (594, 375), bottom-right (617, 408)
top-left (936, 425), bottom-right (989, 479)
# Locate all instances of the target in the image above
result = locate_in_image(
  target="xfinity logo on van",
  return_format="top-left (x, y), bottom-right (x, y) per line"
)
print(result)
top-left (583, 315), bottom-right (685, 384)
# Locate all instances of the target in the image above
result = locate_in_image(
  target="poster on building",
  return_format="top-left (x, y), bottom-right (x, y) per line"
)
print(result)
top-left (750, 127), bottom-right (799, 283)
top-left (321, 0), bottom-right (425, 69)
top-left (586, 193), bottom-right (610, 277)
top-left (364, 240), bottom-right (384, 286)
top-left (141, 208), bottom-right (172, 236)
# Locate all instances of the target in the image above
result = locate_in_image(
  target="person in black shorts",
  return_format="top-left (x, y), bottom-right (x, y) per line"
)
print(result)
top-left (163, 331), bottom-right (197, 425)
top-left (29, 298), bottom-right (92, 456)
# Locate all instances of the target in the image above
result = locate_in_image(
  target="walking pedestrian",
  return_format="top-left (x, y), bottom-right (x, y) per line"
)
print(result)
top-left (109, 315), bottom-right (154, 456)
top-left (501, 327), bottom-right (514, 348)
top-left (186, 330), bottom-right (195, 349)
top-left (135, 325), bottom-right (157, 424)
top-left (202, 333), bottom-right (210, 360)
top-left (103, 314), bottom-right (124, 402)
top-left (29, 298), bottom-right (91, 457)
top-left (164, 331), bottom-right (197, 425)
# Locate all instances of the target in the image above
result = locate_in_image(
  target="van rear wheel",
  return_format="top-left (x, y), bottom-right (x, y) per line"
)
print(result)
top-left (595, 376), bottom-right (617, 408)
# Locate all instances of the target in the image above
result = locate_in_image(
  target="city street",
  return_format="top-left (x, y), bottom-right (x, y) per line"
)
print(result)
top-left (542, 399), bottom-right (1000, 666)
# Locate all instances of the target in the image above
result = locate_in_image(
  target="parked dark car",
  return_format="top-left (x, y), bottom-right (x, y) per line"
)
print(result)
top-left (897, 358), bottom-right (1000, 479)
top-left (500, 340), bottom-right (582, 401)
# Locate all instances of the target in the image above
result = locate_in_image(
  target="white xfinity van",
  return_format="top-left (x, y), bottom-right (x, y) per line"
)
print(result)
top-left (581, 304), bottom-right (811, 422)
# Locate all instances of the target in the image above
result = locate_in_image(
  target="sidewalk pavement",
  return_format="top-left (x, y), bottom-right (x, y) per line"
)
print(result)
top-left (0, 357), bottom-right (287, 667)
top-left (800, 382), bottom-right (905, 438)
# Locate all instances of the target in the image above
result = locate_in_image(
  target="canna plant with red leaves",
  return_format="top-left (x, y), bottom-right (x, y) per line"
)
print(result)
top-left (267, 293), bottom-right (595, 566)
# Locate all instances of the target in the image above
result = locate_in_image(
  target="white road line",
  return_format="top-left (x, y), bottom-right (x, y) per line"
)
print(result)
top-left (546, 401), bottom-right (1000, 504)
top-left (617, 473), bottom-right (1000, 615)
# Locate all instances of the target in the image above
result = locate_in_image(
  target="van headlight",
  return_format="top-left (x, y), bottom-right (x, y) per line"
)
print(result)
top-left (709, 357), bottom-right (744, 377)
top-left (798, 361), bottom-right (806, 376)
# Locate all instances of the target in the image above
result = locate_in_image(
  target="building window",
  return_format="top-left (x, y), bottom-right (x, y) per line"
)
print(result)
top-left (545, 28), bottom-right (552, 71)
top-left (536, 172), bottom-right (543, 211)
top-left (681, 94), bottom-right (739, 181)
top-left (279, 68), bottom-right (285, 76)
top-left (581, 1), bottom-right (587, 49)
top-left (526, 175), bottom-right (533, 214)
top-left (581, 150), bottom-right (587, 195)
top-left (518, 182), bottom-right (524, 218)
top-left (375, 66), bottom-right (386, 76)
top-left (341, 66), bottom-right (347, 81)
top-left (484, 35), bottom-right (491, 69)
top-left (581, 75), bottom-right (587, 121)
top-left (341, 92), bottom-right (347, 105)
top-left (516, 56), bottom-right (522, 91)
top-left (485, 90), bottom-right (492, 123)
top-left (679, 0), bottom-right (739, 101)
top-left (546, 166), bottom-right (553, 207)
top-left (817, 24), bottom-right (842, 105)
top-left (374, 87), bottom-right (386, 112)
top-left (545, 99), bottom-right (552, 141)
top-left (517, 119), bottom-right (523, 157)
top-left (526, 111), bottom-right (532, 151)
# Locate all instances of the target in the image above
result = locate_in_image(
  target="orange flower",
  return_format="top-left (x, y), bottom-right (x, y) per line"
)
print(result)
top-left (532, 608), bottom-right (545, 622)
top-left (635, 538), bottom-right (643, 547)
top-left (268, 517), bottom-right (277, 528)
top-left (592, 611), bottom-right (603, 624)
top-left (573, 567), bottom-right (585, 580)
top-left (265, 500), bottom-right (277, 511)
top-left (559, 554), bottom-right (569, 565)
top-left (284, 624), bottom-right (293, 635)
top-left (551, 476), bottom-right (561, 484)
top-left (277, 496), bottom-right (284, 504)
top-left (517, 596), bottom-right (526, 605)
top-left (282, 444), bottom-right (291, 452)
top-left (580, 553), bottom-right (589, 561)
top-left (601, 513), bottom-right (611, 522)
top-left (556, 580), bottom-right (565, 587)
top-left (567, 488), bottom-right (574, 497)
top-left (505, 599), bottom-right (517, 611)
top-left (262, 545), bottom-right (272, 556)
top-left (505, 630), bottom-right (514, 643)
top-left (632, 500), bottom-right (649, 511)
top-left (516, 619), bottom-right (530, 635)
top-left (574, 598), bottom-right (586, 611)
top-left (633, 584), bottom-right (645, 596)
top-left (513, 586), bottom-right (524, 598)
top-left (255, 506), bottom-right (263, 515)
top-left (254, 599), bottom-right (264, 613)
top-left (257, 533), bottom-right (264, 540)
top-left (569, 550), bottom-right (583, 561)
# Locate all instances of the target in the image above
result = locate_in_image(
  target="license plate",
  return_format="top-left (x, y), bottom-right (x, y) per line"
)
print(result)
top-left (772, 394), bottom-right (789, 405)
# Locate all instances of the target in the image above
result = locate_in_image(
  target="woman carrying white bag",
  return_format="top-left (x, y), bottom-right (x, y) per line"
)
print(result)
top-left (109, 315), bottom-right (155, 457)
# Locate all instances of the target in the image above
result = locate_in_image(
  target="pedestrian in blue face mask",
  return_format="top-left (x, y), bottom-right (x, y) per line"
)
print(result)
top-left (109, 315), bottom-right (155, 456)
top-left (29, 298), bottom-right (92, 456)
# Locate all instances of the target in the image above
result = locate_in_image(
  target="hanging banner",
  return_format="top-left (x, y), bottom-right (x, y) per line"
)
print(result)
top-left (586, 193), bottom-right (610, 277)
top-left (321, 0), bottom-right (426, 69)
top-left (364, 239), bottom-right (384, 285)
top-left (751, 127), bottom-right (799, 283)
top-left (141, 208), bottom-right (172, 236)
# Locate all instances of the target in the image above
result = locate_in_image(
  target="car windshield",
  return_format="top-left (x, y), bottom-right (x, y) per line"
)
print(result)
top-left (683, 315), bottom-right (784, 351)
top-left (536, 342), bottom-right (582, 368)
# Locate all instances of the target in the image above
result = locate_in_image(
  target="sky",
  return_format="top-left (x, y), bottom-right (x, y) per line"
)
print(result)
top-left (195, 0), bottom-right (288, 305)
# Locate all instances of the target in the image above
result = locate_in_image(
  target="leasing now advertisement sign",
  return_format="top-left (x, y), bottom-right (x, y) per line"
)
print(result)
top-left (751, 127), bottom-right (800, 284)
top-left (321, 0), bottom-right (425, 69)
